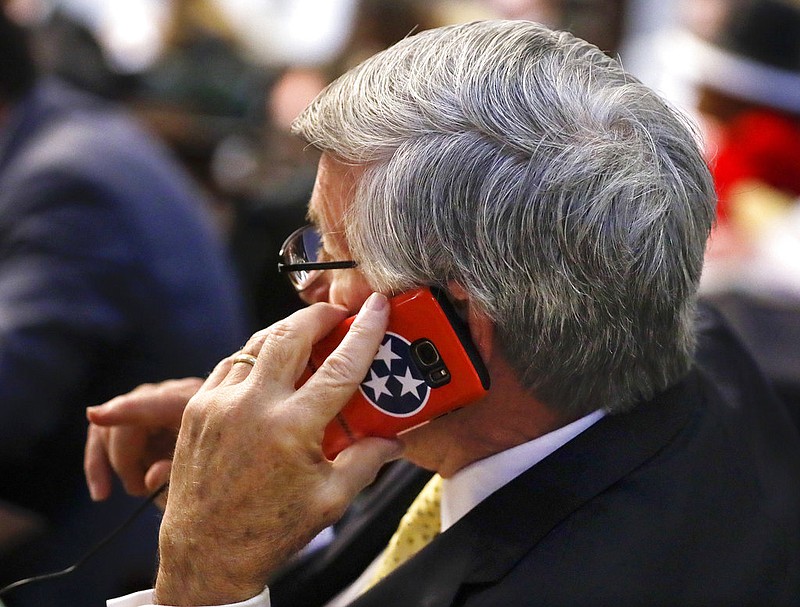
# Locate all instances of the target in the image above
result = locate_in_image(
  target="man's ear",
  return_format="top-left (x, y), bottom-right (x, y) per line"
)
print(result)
top-left (446, 281), bottom-right (495, 363)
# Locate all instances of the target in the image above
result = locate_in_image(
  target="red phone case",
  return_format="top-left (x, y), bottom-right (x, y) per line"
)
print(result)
top-left (306, 287), bottom-right (490, 458)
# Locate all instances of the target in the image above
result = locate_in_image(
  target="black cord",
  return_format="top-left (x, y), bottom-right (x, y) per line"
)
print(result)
top-left (0, 482), bottom-right (168, 598)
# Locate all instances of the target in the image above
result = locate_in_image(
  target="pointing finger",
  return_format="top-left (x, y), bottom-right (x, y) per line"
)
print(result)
top-left (87, 378), bottom-right (202, 427)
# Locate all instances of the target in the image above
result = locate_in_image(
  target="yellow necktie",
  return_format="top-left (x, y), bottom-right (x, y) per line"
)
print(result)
top-left (369, 473), bottom-right (443, 587)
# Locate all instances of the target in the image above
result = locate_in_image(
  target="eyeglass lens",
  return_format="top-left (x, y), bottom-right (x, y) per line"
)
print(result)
top-left (300, 227), bottom-right (323, 263)
top-left (280, 225), bottom-right (358, 291)
top-left (283, 226), bottom-right (322, 290)
top-left (282, 226), bottom-right (319, 264)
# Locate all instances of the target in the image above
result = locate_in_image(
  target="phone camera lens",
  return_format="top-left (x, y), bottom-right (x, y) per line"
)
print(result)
top-left (410, 339), bottom-right (450, 388)
top-left (412, 340), bottom-right (440, 367)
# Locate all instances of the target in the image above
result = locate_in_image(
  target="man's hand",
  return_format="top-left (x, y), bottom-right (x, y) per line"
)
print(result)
top-left (155, 293), bottom-right (402, 605)
top-left (84, 377), bottom-right (203, 503)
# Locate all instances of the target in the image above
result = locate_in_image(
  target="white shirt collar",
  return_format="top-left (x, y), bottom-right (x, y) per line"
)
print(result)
top-left (440, 409), bottom-right (606, 531)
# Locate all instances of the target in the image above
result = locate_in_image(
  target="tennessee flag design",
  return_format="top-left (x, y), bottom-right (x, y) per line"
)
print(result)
top-left (359, 332), bottom-right (431, 417)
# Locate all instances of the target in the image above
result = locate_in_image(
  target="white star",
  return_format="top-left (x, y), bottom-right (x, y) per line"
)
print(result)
top-left (374, 340), bottom-right (402, 368)
top-left (362, 369), bottom-right (392, 400)
top-left (395, 366), bottom-right (426, 397)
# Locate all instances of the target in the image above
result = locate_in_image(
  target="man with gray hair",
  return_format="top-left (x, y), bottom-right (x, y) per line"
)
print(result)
top-left (86, 19), bottom-right (800, 607)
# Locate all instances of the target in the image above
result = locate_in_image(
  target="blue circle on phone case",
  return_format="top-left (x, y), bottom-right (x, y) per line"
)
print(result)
top-left (359, 332), bottom-right (430, 417)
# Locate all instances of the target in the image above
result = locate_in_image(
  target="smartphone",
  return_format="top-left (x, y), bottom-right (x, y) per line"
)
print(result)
top-left (306, 287), bottom-right (491, 459)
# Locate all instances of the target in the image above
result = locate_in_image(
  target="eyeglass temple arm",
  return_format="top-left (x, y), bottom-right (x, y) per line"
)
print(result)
top-left (277, 260), bottom-right (358, 273)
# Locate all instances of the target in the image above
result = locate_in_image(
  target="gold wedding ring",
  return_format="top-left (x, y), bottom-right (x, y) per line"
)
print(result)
top-left (232, 353), bottom-right (258, 367)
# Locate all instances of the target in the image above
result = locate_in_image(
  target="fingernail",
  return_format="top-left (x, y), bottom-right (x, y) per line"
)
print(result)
top-left (365, 292), bottom-right (388, 311)
top-left (355, 293), bottom-right (388, 323)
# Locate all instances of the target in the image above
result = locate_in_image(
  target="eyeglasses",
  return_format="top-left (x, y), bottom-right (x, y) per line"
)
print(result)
top-left (278, 225), bottom-right (357, 291)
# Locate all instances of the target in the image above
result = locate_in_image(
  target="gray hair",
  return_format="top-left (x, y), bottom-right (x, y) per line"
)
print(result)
top-left (292, 20), bottom-right (716, 417)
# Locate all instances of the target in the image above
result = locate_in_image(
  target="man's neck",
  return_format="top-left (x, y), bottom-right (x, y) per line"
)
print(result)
top-left (399, 356), bottom-right (572, 478)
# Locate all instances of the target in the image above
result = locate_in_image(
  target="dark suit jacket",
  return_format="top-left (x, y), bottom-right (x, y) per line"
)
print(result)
top-left (0, 79), bottom-right (250, 605)
top-left (271, 305), bottom-right (800, 607)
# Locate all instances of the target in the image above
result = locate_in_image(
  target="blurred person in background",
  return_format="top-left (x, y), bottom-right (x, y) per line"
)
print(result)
top-left (611, 0), bottom-right (800, 428)
top-left (14, 0), bottom-right (298, 329)
top-left (0, 6), bottom-right (249, 606)
top-left (686, 0), bottom-right (800, 229)
top-left (674, 0), bottom-right (800, 429)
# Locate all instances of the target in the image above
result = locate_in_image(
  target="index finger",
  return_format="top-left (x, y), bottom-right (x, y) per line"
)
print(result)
top-left (299, 292), bottom-right (390, 423)
top-left (86, 378), bottom-right (202, 427)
